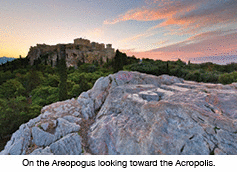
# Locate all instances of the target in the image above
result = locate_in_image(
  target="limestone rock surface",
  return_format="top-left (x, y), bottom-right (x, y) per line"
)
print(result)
top-left (1, 71), bottom-right (237, 155)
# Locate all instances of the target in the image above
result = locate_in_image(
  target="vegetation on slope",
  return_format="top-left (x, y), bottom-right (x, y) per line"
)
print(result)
top-left (0, 50), bottom-right (236, 150)
top-left (124, 59), bottom-right (237, 84)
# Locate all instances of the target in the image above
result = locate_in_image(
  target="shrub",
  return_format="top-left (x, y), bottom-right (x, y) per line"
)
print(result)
top-left (185, 70), bottom-right (201, 82)
top-left (44, 74), bottom-right (59, 87)
top-left (31, 86), bottom-right (59, 106)
top-left (218, 71), bottom-right (237, 84)
top-left (0, 79), bottom-right (25, 99)
top-left (0, 96), bottom-right (40, 138)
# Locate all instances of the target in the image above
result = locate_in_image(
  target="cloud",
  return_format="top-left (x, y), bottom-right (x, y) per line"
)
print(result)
top-left (150, 30), bottom-right (237, 53)
top-left (164, 0), bottom-right (237, 32)
top-left (105, 0), bottom-right (237, 63)
top-left (124, 30), bottom-right (237, 62)
top-left (104, 8), bottom-right (166, 24)
top-left (104, 0), bottom-right (201, 24)
top-left (186, 29), bottom-right (236, 43)
top-left (120, 48), bottom-right (136, 54)
top-left (104, 0), bottom-right (237, 33)
top-left (152, 39), bottom-right (169, 46)
top-left (119, 32), bottom-right (156, 43)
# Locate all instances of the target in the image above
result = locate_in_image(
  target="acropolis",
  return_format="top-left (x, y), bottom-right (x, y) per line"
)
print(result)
top-left (27, 38), bottom-right (115, 67)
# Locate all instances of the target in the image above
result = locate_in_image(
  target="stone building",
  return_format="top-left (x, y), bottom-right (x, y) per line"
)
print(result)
top-left (27, 38), bottom-right (115, 67)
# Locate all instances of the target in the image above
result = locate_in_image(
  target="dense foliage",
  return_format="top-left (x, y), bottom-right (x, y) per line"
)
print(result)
top-left (0, 50), bottom-right (236, 150)
top-left (124, 59), bottom-right (237, 84)
top-left (0, 56), bottom-right (114, 147)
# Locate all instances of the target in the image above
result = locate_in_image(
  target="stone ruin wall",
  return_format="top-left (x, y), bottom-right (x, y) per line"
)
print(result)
top-left (27, 38), bottom-right (115, 67)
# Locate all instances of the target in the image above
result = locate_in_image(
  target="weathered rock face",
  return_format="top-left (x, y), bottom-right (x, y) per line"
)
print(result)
top-left (1, 71), bottom-right (237, 155)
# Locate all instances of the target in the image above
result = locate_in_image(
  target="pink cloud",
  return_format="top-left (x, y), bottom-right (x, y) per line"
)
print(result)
top-left (105, 0), bottom-right (237, 34)
top-left (104, 7), bottom-right (171, 24)
top-left (113, 0), bottom-right (237, 64)
top-left (104, 1), bottom-right (201, 25)
top-left (122, 31), bottom-right (237, 63)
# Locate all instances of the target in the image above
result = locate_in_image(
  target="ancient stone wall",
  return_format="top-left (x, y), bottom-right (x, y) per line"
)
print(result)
top-left (74, 38), bottom-right (91, 47)
top-left (27, 38), bottom-right (115, 67)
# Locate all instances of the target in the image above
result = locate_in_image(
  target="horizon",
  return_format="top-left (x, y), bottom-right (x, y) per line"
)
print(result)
top-left (1, 0), bottom-right (236, 64)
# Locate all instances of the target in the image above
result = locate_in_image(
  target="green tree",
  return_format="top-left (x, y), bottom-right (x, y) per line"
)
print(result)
top-left (57, 45), bottom-right (68, 101)
top-left (0, 96), bottom-right (41, 140)
top-left (100, 57), bottom-right (103, 66)
top-left (0, 97), bottom-right (26, 137)
top-left (185, 70), bottom-right (201, 82)
top-left (218, 71), bottom-right (237, 84)
top-left (0, 71), bottom-right (15, 85)
top-left (31, 86), bottom-right (59, 106)
top-left (175, 59), bottom-right (186, 67)
top-left (113, 50), bottom-right (125, 72)
top-left (51, 60), bottom-right (53, 67)
top-left (166, 61), bottom-right (170, 74)
top-left (71, 84), bottom-right (81, 97)
top-left (44, 74), bottom-right (59, 87)
top-left (0, 79), bottom-right (25, 99)
top-left (24, 70), bottom-right (44, 93)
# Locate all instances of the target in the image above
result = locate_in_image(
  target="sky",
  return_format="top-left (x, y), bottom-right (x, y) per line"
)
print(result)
top-left (0, 0), bottom-right (236, 64)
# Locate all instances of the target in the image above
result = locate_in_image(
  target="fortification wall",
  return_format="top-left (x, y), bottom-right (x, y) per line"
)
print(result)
top-left (74, 38), bottom-right (91, 47)
top-left (27, 38), bottom-right (115, 67)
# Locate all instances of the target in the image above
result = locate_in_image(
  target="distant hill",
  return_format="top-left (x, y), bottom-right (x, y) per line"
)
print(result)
top-left (0, 57), bottom-right (16, 65)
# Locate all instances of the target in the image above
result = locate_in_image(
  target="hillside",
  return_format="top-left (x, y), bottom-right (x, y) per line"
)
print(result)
top-left (0, 50), bottom-right (237, 152)
top-left (1, 71), bottom-right (237, 155)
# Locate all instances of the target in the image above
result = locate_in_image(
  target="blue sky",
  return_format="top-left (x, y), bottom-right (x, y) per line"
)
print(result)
top-left (0, 0), bottom-right (236, 63)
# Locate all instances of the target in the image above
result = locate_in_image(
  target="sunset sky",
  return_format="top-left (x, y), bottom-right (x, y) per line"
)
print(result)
top-left (1, 0), bottom-right (236, 64)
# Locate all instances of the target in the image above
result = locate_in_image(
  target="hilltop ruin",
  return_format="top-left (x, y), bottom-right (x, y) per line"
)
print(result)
top-left (27, 38), bottom-right (115, 67)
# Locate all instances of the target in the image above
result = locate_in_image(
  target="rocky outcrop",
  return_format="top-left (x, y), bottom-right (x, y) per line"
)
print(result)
top-left (1, 71), bottom-right (237, 155)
